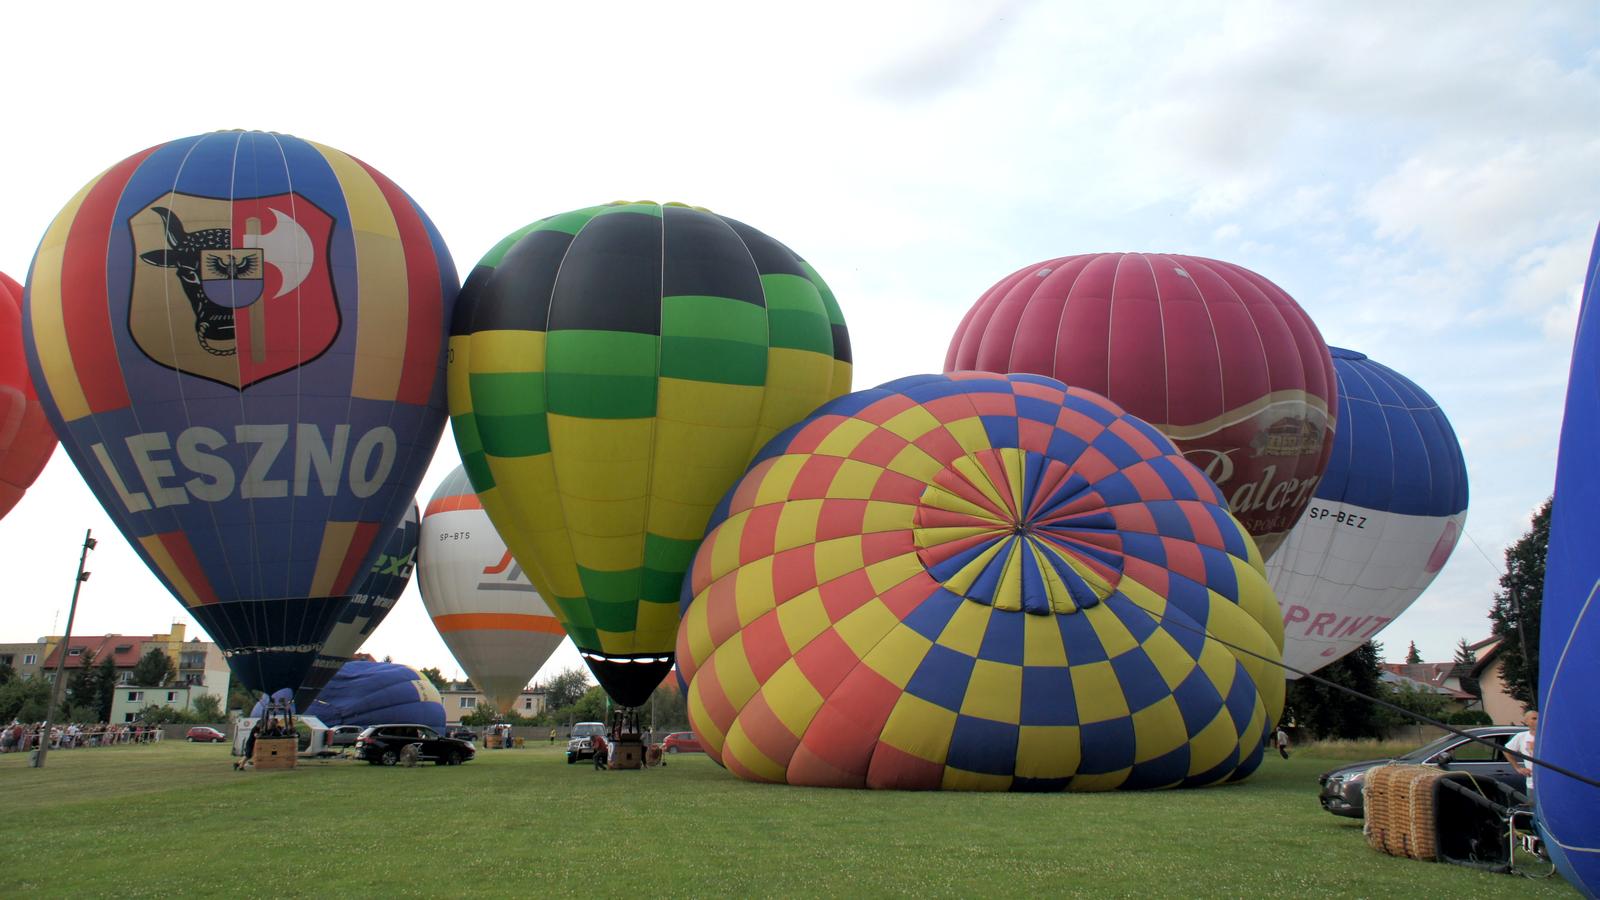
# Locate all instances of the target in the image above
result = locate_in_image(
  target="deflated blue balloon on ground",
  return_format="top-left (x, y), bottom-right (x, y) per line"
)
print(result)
top-left (254, 660), bottom-right (444, 733)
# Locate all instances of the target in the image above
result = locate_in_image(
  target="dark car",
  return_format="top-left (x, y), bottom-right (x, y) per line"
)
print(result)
top-left (447, 728), bottom-right (478, 743)
top-left (661, 731), bottom-right (702, 754)
top-left (355, 724), bottom-right (475, 766)
top-left (1317, 726), bottom-right (1528, 817)
top-left (186, 726), bottom-right (226, 743)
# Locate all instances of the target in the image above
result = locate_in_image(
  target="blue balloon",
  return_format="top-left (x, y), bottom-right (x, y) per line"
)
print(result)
top-left (295, 502), bottom-right (421, 709)
top-left (23, 131), bottom-right (457, 695)
top-left (1266, 348), bottom-right (1469, 673)
top-left (1540, 222), bottom-right (1600, 896)
top-left (253, 660), bottom-right (444, 733)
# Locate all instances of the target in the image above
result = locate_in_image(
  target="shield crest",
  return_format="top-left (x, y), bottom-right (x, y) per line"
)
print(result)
top-left (129, 192), bottom-right (340, 389)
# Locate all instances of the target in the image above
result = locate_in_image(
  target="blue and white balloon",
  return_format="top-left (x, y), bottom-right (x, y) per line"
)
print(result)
top-left (1265, 347), bottom-right (1469, 674)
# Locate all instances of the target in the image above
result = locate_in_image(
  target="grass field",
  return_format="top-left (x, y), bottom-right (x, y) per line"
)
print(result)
top-left (0, 742), bottom-right (1571, 897)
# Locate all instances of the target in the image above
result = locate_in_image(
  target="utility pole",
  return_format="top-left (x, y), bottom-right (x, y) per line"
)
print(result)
top-left (32, 529), bottom-right (97, 768)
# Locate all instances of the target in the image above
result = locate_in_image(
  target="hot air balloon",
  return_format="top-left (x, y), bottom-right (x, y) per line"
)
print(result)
top-left (418, 465), bottom-right (565, 713)
top-left (1, 272), bottom-right (55, 518)
top-left (677, 372), bottom-right (1285, 790)
top-left (297, 501), bottom-right (421, 707)
top-left (254, 660), bottom-right (445, 732)
top-left (1265, 348), bottom-right (1467, 674)
top-left (23, 131), bottom-right (457, 696)
top-left (945, 253), bottom-right (1336, 559)
top-left (1539, 223), bottom-right (1600, 896)
top-left (449, 201), bottom-right (852, 707)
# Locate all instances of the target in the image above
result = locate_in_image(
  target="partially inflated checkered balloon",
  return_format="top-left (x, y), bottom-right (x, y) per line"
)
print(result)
top-left (677, 372), bottom-right (1285, 791)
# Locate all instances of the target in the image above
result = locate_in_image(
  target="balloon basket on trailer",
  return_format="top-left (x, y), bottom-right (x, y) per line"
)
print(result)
top-left (245, 698), bottom-right (299, 770)
top-left (592, 708), bottom-right (663, 771)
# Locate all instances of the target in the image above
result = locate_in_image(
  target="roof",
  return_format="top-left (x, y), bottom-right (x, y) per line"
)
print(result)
top-left (1380, 663), bottom-right (1475, 699)
top-left (1470, 639), bottom-right (1506, 678)
top-left (41, 634), bottom-right (158, 669)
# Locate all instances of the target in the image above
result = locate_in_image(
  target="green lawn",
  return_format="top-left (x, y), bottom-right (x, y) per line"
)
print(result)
top-left (0, 742), bottom-right (1571, 897)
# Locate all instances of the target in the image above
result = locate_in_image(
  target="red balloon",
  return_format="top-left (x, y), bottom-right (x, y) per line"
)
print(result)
top-left (0, 272), bottom-right (56, 519)
top-left (945, 253), bottom-right (1336, 557)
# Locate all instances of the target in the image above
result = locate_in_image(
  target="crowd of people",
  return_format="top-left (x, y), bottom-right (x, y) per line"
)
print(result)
top-left (0, 721), bottom-right (163, 752)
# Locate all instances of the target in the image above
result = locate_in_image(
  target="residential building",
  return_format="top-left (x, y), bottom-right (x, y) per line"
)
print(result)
top-left (1379, 663), bottom-right (1477, 713)
top-left (439, 681), bottom-right (548, 725)
top-left (0, 641), bottom-right (48, 678)
top-left (18, 624), bottom-right (231, 709)
top-left (1467, 637), bottom-right (1529, 724)
top-left (109, 684), bottom-right (217, 724)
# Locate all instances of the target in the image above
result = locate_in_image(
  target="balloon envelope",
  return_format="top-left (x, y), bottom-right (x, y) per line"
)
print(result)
top-left (678, 372), bottom-right (1285, 790)
top-left (418, 465), bottom-right (565, 713)
top-left (0, 272), bottom-right (55, 519)
top-left (449, 202), bottom-right (852, 706)
top-left (945, 253), bottom-right (1336, 559)
top-left (254, 660), bottom-right (444, 733)
top-left (1265, 348), bottom-right (1468, 674)
top-left (23, 131), bottom-right (457, 694)
top-left (1538, 223), bottom-right (1600, 896)
top-left (296, 501), bottom-right (421, 708)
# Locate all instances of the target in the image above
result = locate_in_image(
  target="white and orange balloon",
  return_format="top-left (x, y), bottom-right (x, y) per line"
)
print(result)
top-left (418, 465), bottom-right (565, 713)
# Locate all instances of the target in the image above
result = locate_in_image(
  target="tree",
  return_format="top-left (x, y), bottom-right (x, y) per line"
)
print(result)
top-left (136, 704), bottom-right (193, 725)
top-left (644, 680), bottom-right (688, 732)
top-left (1404, 642), bottom-right (1422, 664)
top-left (1450, 638), bottom-right (1480, 699)
top-left (1285, 641), bottom-right (1387, 739)
top-left (65, 651), bottom-right (117, 722)
top-left (419, 667), bottom-right (448, 691)
top-left (0, 661), bottom-right (15, 686)
top-left (0, 676), bottom-right (51, 723)
top-left (1380, 681), bottom-right (1450, 727)
top-left (190, 693), bottom-right (224, 722)
top-left (131, 647), bottom-right (176, 687)
top-left (544, 667), bottom-right (593, 712)
top-left (1488, 498), bottom-right (1550, 708)
top-left (226, 679), bottom-right (257, 715)
top-left (566, 686), bottom-right (610, 724)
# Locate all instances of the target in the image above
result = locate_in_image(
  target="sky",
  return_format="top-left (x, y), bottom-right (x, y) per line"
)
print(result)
top-left (1, 1), bottom-right (1596, 686)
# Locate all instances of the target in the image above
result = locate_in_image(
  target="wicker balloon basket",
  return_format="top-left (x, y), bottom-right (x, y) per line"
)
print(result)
top-left (1363, 764), bottom-right (1479, 861)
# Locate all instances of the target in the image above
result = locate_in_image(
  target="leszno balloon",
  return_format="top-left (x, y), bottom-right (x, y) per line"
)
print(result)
top-left (23, 131), bottom-right (457, 695)
top-left (297, 501), bottom-right (421, 708)
top-left (1266, 348), bottom-right (1468, 675)
top-left (678, 373), bottom-right (1285, 790)
top-left (449, 202), bottom-right (852, 707)
top-left (945, 253), bottom-right (1336, 559)
top-left (1538, 222), bottom-right (1600, 896)
top-left (0, 272), bottom-right (55, 519)
top-left (419, 465), bottom-right (565, 713)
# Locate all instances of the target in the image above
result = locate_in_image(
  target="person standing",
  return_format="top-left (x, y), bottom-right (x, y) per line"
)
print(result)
top-left (1503, 710), bottom-right (1538, 798)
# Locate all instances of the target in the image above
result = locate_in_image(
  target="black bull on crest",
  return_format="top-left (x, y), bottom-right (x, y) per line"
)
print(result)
top-left (139, 206), bottom-right (250, 356)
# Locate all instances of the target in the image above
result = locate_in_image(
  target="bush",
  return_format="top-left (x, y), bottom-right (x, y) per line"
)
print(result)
top-left (1446, 709), bottom-right (1493, 727)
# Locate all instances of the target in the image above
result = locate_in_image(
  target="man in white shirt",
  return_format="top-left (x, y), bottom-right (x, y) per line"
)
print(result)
top-left (1503, 709), bottom-right (1538, 797)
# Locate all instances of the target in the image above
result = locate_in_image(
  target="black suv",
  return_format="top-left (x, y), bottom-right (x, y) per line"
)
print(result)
top-left (1317, 726), bottom-right (1528, 817)
top-left (355, 724), bottom-right (476, 766)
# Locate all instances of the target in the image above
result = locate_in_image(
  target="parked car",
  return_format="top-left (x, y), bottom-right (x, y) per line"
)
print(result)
top-left (661, 731), bottom-right (702, 754)
top-left (566, 722), bottom-right (607, 764)
top-left (186, 726), bottom-right (226, 743)
top-left (354, 724), bottom-right (475, 766)
top-left (447, 728), bottom-right (478, 743)
top-left (324, 725), bottom-right (363, 749)
top-left (1317, 726), bottom-right (1528, 818)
